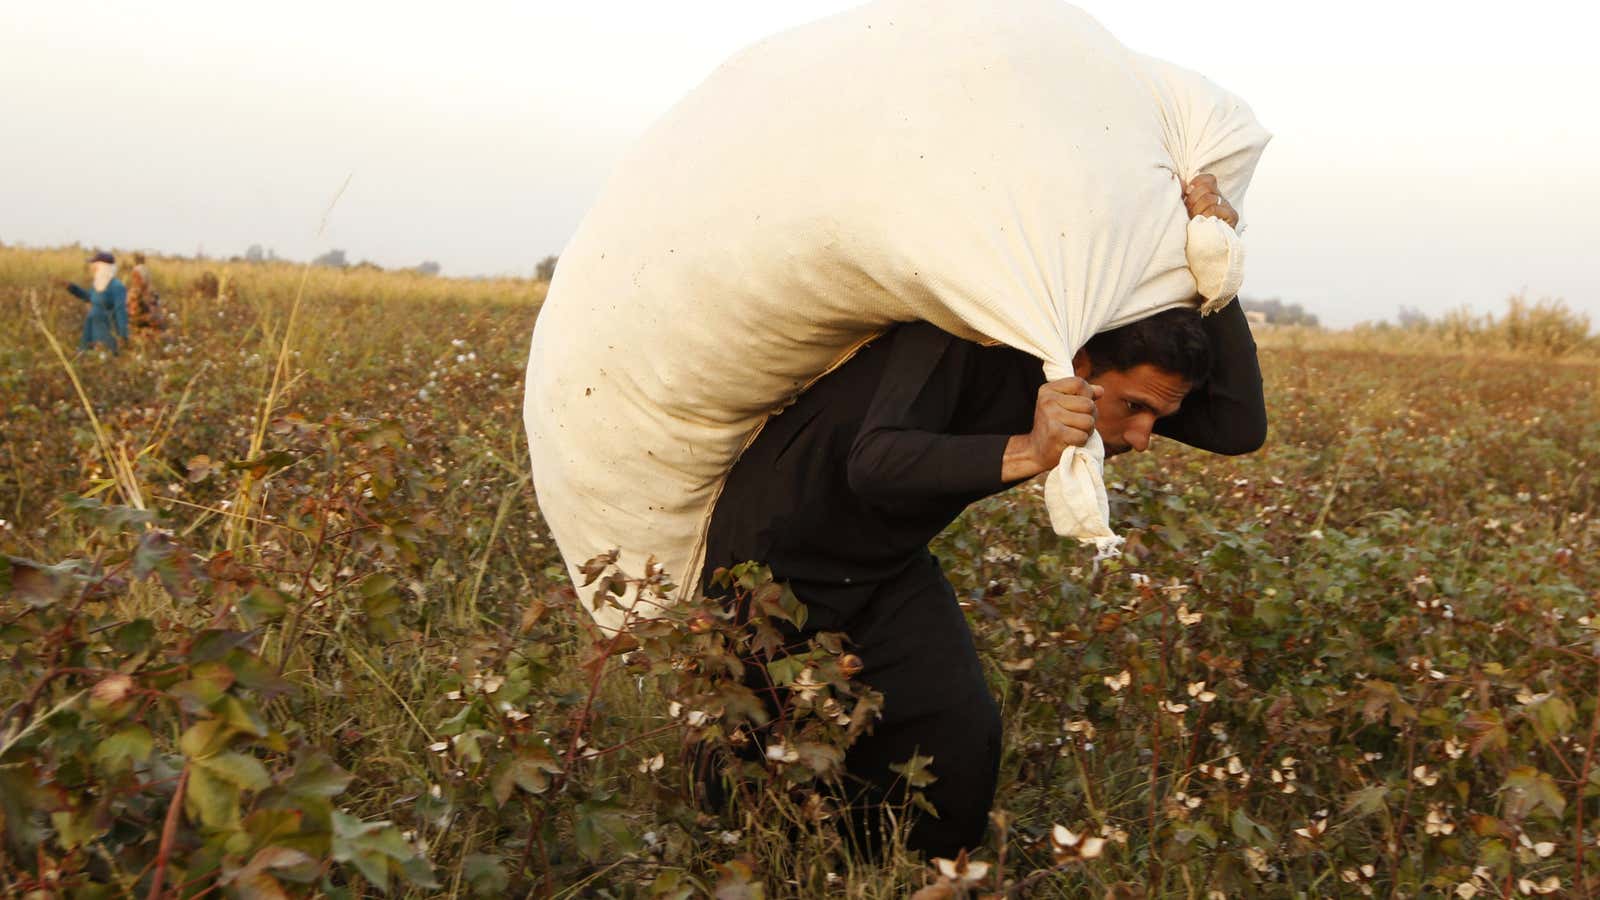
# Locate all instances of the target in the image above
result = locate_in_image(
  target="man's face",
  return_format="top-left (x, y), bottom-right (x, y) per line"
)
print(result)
top-left (1073, 356), bottom-right (1193, 457)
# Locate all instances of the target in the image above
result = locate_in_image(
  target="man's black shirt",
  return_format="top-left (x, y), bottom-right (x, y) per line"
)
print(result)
top-left (702, 301), bottom-right (1265, 602)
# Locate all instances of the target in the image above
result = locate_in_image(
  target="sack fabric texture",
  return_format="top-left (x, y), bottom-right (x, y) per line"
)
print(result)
top-left (524, 0), bottom-right (1271, 630)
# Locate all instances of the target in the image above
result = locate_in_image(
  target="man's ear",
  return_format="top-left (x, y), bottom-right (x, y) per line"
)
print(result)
top-left (1072, 349), bottom-right (1092, 380)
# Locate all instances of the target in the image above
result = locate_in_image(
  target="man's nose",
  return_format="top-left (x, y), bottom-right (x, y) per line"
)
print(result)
top-left (1127, 422), bottom-right (1153, 453)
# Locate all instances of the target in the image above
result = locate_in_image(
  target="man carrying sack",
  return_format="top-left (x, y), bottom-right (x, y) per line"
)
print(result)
top-left (696, 178), bottom-right (1265, 858)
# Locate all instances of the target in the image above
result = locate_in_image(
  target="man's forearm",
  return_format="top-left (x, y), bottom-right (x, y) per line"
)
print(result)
top-left (1001, 434), bottom-right (1046, 482)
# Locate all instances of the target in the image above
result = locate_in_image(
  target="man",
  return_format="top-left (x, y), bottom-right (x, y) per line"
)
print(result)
top-left (59, 251), bottom-right (129, 354)
top-left (126, 252), bottom-right (163, 332)
top-left (698, 179), bottom-right (1265, 858)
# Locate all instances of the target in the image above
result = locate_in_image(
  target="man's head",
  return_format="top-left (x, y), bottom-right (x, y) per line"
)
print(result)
top-left (1073, 307), bottom-right (1210, 457)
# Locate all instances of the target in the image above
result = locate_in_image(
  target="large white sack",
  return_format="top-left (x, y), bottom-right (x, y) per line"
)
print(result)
top-left (525, 0), bottom-right (1271, 630)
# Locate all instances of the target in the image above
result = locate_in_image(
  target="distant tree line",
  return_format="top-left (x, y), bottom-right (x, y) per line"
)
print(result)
top-left (1241, 297), bottom-right (1320, 328)
top-left (229, 246), bottom-right (563, 281)
top-left (1375, 295), bottom-right (1594, 357)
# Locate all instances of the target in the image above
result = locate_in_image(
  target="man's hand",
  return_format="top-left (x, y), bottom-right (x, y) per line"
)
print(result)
top-left (1184, 174), bottom-right (1238, 229)
top-left (1002, 377), bottom-right (1101, 481)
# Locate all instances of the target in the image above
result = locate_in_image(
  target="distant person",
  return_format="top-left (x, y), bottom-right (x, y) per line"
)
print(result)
top-left (126, 252), bottom-right (164, 332)
top-left (59, 251), bottom-right (129, 353)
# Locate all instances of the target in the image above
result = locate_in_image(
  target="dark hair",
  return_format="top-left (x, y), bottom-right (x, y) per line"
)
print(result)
top-left (1082, 306), bottom-right (1210, 386)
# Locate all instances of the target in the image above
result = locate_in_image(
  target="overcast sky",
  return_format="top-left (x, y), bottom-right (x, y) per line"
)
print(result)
top-left (3, 1), bottom-right (1595, 328)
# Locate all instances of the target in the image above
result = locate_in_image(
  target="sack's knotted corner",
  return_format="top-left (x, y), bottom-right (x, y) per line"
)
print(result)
top-left (1186, 214), bottom-right (1245, 315)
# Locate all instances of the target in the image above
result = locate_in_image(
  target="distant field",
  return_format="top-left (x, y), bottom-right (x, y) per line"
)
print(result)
top-left (2, 246), bottom-right (1596, 897)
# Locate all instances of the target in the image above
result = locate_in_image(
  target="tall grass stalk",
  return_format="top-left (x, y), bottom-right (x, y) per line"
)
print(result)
top-left (26, 289), bottom-right (145, 511)
top-left (228, 174), bottom-right (352, 551)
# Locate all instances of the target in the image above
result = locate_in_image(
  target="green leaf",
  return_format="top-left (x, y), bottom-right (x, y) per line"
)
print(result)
top-left (188, 629), bottom-right (255, 663)
top-left (230, 450), bottom-right (298, 478)
top-left (464, 854), bottom-right (509, 897)
top-left (793, 742), bottom-right (844, 776)
top-left (170, 661), bottom-right (236, 712)
top-left (243, 809), bottom-right (305, 850)
top-left (1343, 784), bottom-right (1389, 818)
top-left (888, 753), bottom-right (938, 789)
top-left (240, 587), bottom-right (290, 627)
top-left (281, 751), bottom-right (352, 799)
top-left (574, 800), bottom-right (636, 862)
top-left (111, 618), bottom-right (157, 653)
top-left (93, 724), bottom-right (155, 774)
top-left (360, 573), bottom-right (398, 599)
top-left (196, 751), bottom-right (271, 792)
top-left (1173, 820), bottom-right (1218, 848)
top-left (1230, 808), bottom-right (1274, 845)
top-left (186, 765), bottom-right (244, 830)
top-left (1503, 766), bottom-right (1566, 821)
top-left (50, 808), bottom-right (106, 850)
top-left (398, 853), bottom-right (441, 890)
top-left (1530, 695), bottom-right (1576, 741)
top-left (217, 695), bottom-right (271, 738)
top-left (4, 556), bottom-right (72, 606)
top-left (180, 719), bottom-right (235, 759)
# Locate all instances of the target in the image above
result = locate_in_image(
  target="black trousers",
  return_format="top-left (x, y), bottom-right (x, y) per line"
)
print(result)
top-left (698, 553), bottom-right (1002, 859)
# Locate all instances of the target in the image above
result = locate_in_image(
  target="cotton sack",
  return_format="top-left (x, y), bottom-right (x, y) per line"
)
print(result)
top-left (524, 0), bottom-right (1271, 630)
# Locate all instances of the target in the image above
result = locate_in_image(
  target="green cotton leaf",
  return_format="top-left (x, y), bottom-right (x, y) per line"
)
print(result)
top-left (649, 869), bottom-right (699, 900)
top-left (217, 695), bottom-right (271, 738)
top-left (345, 848), bottom-right (390, 894)
top-left (50, 809), bottom-right (106, 850)
top-left (131, 529), bottom-right (177, 581)
top-left (1530, 695), bottom-right (1576, 741)
top-left (1343, 784), bottom-right (1389, 818)
top-left (714, 859), bottom-right (764, 900)
top-left (509, 756), bottom-right (555, 794)
top-left (223, 846), bottom-right (320, 894)
top-left (888, 753), bottom-right (938, 789)
top-left (1503, 766), bottom-right (1567, 821)
top-left (1173, 820), bottom-right (1218, 848)
top-left (573, 800), bottom-right (637, 862)
top-left (219, 872), bottom-right (290, 900)
top-left (60, 494), bottom-right (156, 533)
top-left (4, 556), bottom-right (73, 607)
top-left (111, 618), bottom-right (157, 654)
top-left (93, 724), bottom-right (155, 774)
top-left (195, 751), bottom-right (271, 792)
top-left (1230, 808), bottom-right (1274, 845)
top-left (239, 587), bottom-right (290, 627)
top-left (180, 718), bottom-right (235, 759)
top-left (229, 450), bottom-right (298, 479)
top-left (186, 765), bottom-right (244, 830)
top-left (281, 751), bottom-right (353, 800)
top-left (463, 854), bottom-right (509, 897)
top-left (764, 656), bottom-right (805, 687)
top-left (243, 809), bottom-right (306, 851)
top-left (359, 572), bottom-right (398, 600)
top-left (793, 742), bottom-right (844, 776)
top-left (397, 854), bottom-right (441, 890)
top-left (187, 629), bottom-right (255, 663)
top-left (1464, 709), bottom-right (1509, 757)
top-left (332, 811), bottom-right (414, 860)
top-left (170, 662), bottom-right (236, 713)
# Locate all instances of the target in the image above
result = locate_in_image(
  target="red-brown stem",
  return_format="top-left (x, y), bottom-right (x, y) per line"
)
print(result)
top-left (274, 478), bottom-right (339, 675)
top-left (1145, 600), bottom-right (1176, 891)
top-left (146, 764), bottom-right (189, 900)
top-left (585, 723), bottom-right (682, 760)
top-left (1387, 723), bottom-right (1420, 900)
